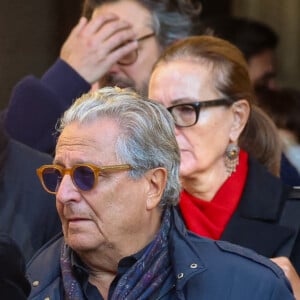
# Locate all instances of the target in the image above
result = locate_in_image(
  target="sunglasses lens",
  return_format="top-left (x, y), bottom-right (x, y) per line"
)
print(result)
top-left (73, 165), bottom-right (96, 191)
top-left (42, 168), bottom-right (62, 193)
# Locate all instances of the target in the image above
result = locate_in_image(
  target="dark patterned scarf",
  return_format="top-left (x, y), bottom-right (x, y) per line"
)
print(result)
top-left (60, 208), bottom-right (172, 299)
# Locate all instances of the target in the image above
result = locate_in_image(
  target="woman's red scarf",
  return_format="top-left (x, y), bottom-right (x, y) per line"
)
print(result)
top-left (179, 150), bottom-right (248, 240)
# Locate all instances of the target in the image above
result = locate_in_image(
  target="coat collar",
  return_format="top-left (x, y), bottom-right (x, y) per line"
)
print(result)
top-left (222, 156), bottom-right (294, 257)
top-left (237, 156), bottom-right (287, 219)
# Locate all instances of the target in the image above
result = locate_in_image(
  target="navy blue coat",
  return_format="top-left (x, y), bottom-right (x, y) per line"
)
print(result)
top-left (27, 208), bottom-right (295, 300)
top-left (0, 139), bottom-right (61, 261)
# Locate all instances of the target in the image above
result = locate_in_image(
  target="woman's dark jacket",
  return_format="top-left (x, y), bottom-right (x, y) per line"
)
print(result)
top-left (219, 155), bottom-right (300, 272)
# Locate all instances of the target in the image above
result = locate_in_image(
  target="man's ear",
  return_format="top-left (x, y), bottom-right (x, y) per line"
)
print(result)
top-left (144, 168), bottom-right (167, 210)
top-left (229, 99), bottom-right (250, 142)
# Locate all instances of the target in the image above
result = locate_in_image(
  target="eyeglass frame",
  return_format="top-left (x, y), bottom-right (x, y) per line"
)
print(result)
top-left (117, 32), bottom-right (156, 65)
top-left (167, 98), bottom-right (234, 128)
top-left (36, 163), bottom-right (132, 195)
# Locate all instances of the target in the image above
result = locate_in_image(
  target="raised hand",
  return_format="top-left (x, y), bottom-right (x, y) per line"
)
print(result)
top-left (60, 14), bottom-right (138, 84)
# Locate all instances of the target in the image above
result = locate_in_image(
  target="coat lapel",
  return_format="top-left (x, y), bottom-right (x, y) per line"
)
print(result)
top-left (221, 156), bottom-right (294, 258)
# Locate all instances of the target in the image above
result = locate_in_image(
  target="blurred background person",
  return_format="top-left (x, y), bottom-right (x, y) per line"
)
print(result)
top-left (202, 15), bottom-right (278, 90)
top-left (149, 35), bottom-right (300, 298)
top-left (256, 87), bottom-right (300, 175)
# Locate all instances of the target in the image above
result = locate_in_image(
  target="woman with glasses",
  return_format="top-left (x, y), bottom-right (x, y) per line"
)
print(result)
top-left (149, 35), bottom-right (300, 298)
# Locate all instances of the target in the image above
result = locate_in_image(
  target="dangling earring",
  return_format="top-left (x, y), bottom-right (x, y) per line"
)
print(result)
top-left (224, 143), bottom-right (240, 176)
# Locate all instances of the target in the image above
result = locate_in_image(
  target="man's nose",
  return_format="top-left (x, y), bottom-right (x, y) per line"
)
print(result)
top-left (56, 175), bottom-right (81, 204)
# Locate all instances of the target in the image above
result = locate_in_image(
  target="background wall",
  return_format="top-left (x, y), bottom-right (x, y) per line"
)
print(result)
top-left (0, 0), bottom-right (81, 110)
top-left (0, 0), bottom-right (299, 110)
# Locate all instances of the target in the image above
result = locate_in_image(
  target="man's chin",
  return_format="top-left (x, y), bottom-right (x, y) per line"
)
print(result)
top-left (65, 232), bottom-right (98, 252)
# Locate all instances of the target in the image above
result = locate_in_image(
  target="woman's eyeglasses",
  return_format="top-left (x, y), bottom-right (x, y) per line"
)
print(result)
top-left (36, 164), bottom-right (132, 194)
top-left (117, 32), bottom-right (155, 65)
top-left (167, 98), bottom-right (233, 127)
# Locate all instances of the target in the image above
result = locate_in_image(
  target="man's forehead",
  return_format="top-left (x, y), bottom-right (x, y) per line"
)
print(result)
top-left (55, 120), bottom-right (120, 164)
top-left (92, 0), bottom-right (152, 33)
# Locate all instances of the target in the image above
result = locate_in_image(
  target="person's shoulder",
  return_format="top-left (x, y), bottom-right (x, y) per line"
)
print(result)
top-left (185, 234), bottom-right (294, 298)
top-left (173, 209), bottom-right (294, 298)
top-left (188, 232), bottom-right (288, 280)
top-left (216, 239), bottom-right (285, 275)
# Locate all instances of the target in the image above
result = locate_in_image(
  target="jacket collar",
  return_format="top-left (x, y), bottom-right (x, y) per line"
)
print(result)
top-left (27, 232), bottom-right (63, 298)
top-left (156, 207), bottom-right (207, 297)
